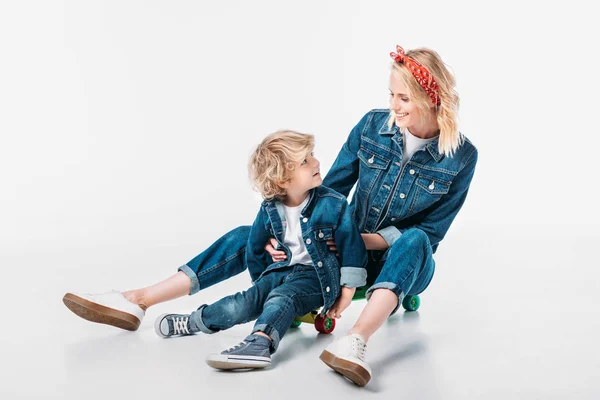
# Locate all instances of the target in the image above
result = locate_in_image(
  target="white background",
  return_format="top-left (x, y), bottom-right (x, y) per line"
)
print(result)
top-left (1, 1), bottom-right (598, 399)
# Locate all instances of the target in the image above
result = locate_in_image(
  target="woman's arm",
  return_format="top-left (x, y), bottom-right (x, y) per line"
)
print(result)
top-left (322, 111), bottom-right (371, 196)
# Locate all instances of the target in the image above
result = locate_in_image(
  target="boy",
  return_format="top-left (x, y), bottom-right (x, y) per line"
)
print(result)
top-left (155, 130), bottom-right (367, 370)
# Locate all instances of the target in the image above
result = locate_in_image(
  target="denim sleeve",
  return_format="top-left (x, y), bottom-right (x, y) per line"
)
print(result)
top-left (335, 199), bottom-right (368, 288)
top-left (322, 111), bottom-right (371, 197)
top-left (245, 207), bottom-right (271, 282)
top-left (382, 148), bottom-right (478, 248)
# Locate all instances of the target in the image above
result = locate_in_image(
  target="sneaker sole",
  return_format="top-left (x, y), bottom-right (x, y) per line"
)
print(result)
top-left (319, 350), bottom-right (371, 387)
top-left (206, 354), bottom-right (271, 370)
top-left (62, 293), bottom-right (141, 331)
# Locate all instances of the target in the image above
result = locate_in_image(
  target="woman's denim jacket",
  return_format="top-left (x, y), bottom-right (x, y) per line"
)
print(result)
top-left (245, 185), bottom-right (368, 314)
top-left (323, 109), bottom-right (478, 253)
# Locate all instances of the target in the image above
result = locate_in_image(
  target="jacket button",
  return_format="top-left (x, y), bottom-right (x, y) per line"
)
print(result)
top-left (326, 286), bottom-right (330, 292)
top-left (368, 155), bottom-right (374, 164)
top-left (391, 217), bottom-right (396, 221)
top-left (399, 193), bottom-right (406, 199)
top-left (317, 261), bottom-right (323, 267)
top-left (429, 182), bottom-right (435, 190)
top-left (306, 238), bottom-right (312, 245)
top-left (409, 169), bottom-right (415, 175)
top-left (318, 231), bottom-right (324, 238)
top-left (302, 217), bottom-right (308, 223)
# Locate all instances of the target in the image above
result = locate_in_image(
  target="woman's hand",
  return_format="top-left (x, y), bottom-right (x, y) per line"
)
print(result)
top-left (326, 239), bottom-right (339, 256)
top-left (264, 238), bottom-right (287, 262)
top-left (327, 286), bottom-right (356, 319)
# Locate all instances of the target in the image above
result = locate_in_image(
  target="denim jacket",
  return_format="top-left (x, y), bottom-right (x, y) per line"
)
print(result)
top-left (245, 185), bottom-right (368, 314)
top-left (323, 109), bottom-right (478, 253)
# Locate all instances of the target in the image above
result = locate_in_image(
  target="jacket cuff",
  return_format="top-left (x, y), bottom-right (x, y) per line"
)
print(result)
top-left (340, 266), bottom-right (367, 288)
top-left (377, 226), bottom-right (402, 247)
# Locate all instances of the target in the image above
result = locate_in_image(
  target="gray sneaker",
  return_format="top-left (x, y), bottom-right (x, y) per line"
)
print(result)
top-left (154, 313), bottom-right (196, 338)
top-left (205, 334), bottom-right (272, 370)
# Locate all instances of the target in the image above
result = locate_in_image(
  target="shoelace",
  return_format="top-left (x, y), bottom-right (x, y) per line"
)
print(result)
top-left (172, 316), bottom-right (190, 335)
top-left (226, 341), bottom-right (248, 353)
top-left (351, 336), bottom-right (367, 362)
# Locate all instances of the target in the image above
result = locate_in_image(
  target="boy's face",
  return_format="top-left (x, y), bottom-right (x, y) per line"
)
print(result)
top-left (285, 151), bottom-right (322, 196)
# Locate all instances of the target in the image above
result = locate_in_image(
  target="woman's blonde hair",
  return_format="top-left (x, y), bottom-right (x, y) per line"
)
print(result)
top-left (387, 47), bottom-right (463, 157)
top-left (248, 130), bottom-right (315, 200)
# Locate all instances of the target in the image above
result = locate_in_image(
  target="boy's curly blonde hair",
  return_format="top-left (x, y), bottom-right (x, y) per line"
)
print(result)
top-left (248, 130), bottom-right (315, 200)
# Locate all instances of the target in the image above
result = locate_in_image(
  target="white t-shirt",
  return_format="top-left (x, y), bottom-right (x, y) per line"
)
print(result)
top-left (401, 127), bottom-right (439, 167)
top-left (282, 196), bottom-right (312, 266)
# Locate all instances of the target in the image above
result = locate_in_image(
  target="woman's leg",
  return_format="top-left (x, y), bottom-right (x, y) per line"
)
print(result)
top-left (123, 225), bottom-right (253, 308)
top-left (63, 225), bottom-right (252, 330)
top-left (122, 271), bottom-right (191, 310)
top-left (320, 228), bottom-right (435, 386)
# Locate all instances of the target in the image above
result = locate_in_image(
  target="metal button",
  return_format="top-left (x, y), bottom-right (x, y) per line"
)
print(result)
top-left (429, 182), bottom-right (435, 190)
top-left (368, 155), bottom-right (374, 164)
top-left (326, 286), bottom-right (330, 293)
top-left (394, 162), bottom-right (401, 167)
top-left (302, 217), bottom-right (308, 223)
top-left (372, 207), bottom-right (380, 212)
top-left (383, 184), bottom-right (391, 190)
top-left (317, 261), bottom-right (323, 267)
top-left (399, 193), bottom-right (406, 199)
top-left (409, 169), bottom-right (415, 175)
top-left (318, 231), bottom-right (324, 239)
top-left (306, 238), bottom-right (312, 245)
top-left (391, 217), bottom-right (396, 221)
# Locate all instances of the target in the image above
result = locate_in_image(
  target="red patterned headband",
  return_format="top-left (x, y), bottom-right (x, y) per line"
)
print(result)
top-left (390, 45), bottom-right (441, 106)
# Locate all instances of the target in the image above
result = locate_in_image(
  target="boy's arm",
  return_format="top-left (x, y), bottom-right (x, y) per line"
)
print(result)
top-left (334, 199), bottom-right (368, 289)
top-left (245, 207), bottom-right (271, 282)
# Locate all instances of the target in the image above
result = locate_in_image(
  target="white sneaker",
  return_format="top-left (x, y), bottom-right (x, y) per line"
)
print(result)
top-left (63, 290), bottom-right (145, 331)
top-left (320, 334), bottom-right (372, 387)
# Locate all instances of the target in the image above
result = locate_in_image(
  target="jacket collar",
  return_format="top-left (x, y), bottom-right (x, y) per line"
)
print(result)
top-left (378, 117), bottom-right (445, 163)
top-left (263, 188), bottom-right (318, 218)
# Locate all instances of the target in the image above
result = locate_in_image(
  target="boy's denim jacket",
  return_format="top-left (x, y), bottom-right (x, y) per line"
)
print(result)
top-left (323, 109), bottom-right (478, 254)
top-left (245, 185), bottom-right (368, 314)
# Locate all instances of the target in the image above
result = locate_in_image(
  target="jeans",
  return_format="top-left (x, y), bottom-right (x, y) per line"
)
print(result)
top-left (188, 264), bottom-right (323, 353)
top-left (179, 225), bottom-right (435, 320)
top-left (178, 226), bottom-right (252, 294)
top-left (365, 228), bottom-right (436, 315)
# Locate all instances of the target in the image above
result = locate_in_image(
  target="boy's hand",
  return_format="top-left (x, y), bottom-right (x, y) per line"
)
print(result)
top-left (326, 286), bottom-right (356, 319)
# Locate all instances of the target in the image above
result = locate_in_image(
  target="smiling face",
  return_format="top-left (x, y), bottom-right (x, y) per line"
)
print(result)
top-left (284, 150), bottom-right (322, 197)
top-left (388, 71), bottom-right (438, 137)
top-left (388, 72), bottom-right (422, 129)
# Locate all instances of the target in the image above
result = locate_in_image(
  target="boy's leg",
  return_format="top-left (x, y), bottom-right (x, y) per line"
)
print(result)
top-left (188, 268), bottom-right (288, 334)
top-left (63, 225), bottom-right (252, 331)
top-left (206, 264), bottom-right (323, 370)
top-left (251, 264), bottom-right (323, 353)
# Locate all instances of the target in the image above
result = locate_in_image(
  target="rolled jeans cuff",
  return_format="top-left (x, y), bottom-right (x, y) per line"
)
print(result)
top-left (178, 264), bottom-right (200, 295)
top-left (252, 323), bottom-right (280, 354)
top-left (376, 226), bottom-right (402, 248)
top-left (365, 282), bottom-right (405, 316)
top-left (190, 304), bottom-right (217, 334)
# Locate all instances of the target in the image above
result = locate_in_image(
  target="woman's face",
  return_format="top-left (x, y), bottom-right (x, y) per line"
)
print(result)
top-left (388, 72), bottom-right (420, 129)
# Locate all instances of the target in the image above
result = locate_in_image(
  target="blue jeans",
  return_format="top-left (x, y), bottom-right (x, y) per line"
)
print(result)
top-left (178, 225), bottom-right (434, 318)
top-left (178, 226), bottom-right (252, 294)
top-left (365, 228), bottom-right (436, 315)
top-left (188, 264), bottom-right (323, 353)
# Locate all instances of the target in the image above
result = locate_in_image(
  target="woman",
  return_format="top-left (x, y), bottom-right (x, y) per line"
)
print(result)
top-left (63, 45), bottom-right (477, 387)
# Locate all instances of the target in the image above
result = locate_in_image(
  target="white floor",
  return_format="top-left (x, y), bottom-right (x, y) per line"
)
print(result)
top-left (1, 225), bottom-right (598, 400)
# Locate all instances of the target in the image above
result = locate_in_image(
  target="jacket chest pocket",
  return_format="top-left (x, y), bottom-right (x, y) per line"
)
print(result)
top-left (357, 147), bottom-right (390, 195)
top-left (409, 175), bottom-right (452, 213)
